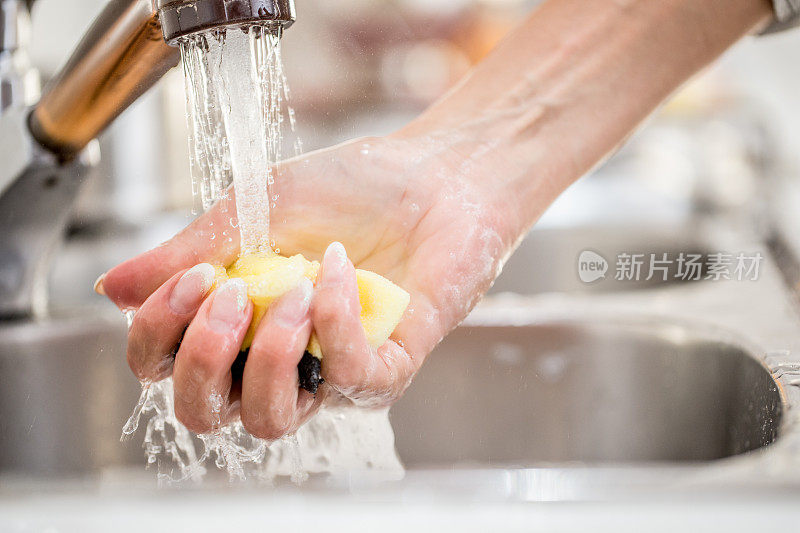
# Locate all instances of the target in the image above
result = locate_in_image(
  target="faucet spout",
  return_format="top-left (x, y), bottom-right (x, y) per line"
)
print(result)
top-left (28, 0), bottom-right (296, 161)
top-left (157, 0), bottom-right (296, 45)
top-left (0, 0), bottom-right (296, 317)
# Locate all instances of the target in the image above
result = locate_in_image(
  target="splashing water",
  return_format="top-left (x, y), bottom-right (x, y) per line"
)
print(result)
top-left (123, 23), bottom-right (402, 484)
top-left (123, 378), bottom-right (402, 484)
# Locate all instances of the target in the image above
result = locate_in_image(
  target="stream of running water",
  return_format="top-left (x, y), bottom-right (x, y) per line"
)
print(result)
top-left (121, 24), bottom-right (401, 484)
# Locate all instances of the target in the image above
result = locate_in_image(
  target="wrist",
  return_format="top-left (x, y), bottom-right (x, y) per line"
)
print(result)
top-left (393, 0), bottom-right (773, 237)
top-left (391, 113), bottom-right (567, 241)
top-left (386, 126), bottom-right (546, 253)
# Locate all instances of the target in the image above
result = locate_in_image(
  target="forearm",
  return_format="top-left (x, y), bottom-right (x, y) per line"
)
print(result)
top-left (397, 0), bottom-right (773, 235)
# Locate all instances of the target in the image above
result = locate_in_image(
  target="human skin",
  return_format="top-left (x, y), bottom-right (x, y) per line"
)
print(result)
top-left (97, 0), bottom-right (773, 439)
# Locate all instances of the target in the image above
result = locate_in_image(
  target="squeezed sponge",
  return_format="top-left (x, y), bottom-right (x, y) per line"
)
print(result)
top-left (214, 251), bottom-right (410, 393)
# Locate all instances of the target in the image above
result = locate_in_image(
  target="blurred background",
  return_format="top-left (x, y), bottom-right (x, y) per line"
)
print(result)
top-left (18, 0), bottom-right (799, 305)
top-left (25, 0), bottom-right (799, 211)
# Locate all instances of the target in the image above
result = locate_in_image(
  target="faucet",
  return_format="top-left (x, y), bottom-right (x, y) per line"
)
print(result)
top-left (0, 0), bottom-right (295, 318)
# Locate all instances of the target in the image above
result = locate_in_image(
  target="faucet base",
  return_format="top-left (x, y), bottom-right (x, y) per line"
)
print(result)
top-left (0, 108), bottom-right (97, 319)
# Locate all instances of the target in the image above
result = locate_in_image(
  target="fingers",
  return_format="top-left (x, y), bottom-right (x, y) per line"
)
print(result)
top-left (127, 264), bottom-right (216, 381)
top-left (241, 279), bottom-right (316, 440)
top-left (100, 196), bottom-right (241, 310)
top-left (312, 242), bottom-right (414, 404)
top-left (172, 279), bottom-right (252, 434)
top-left (311, 243), bottom-right (372, 392)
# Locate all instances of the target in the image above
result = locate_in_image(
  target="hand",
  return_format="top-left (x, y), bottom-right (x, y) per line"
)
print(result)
top-left (98, 135), bottom-right (519, 439)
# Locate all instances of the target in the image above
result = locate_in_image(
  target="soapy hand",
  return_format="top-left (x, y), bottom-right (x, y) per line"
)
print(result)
top-left (98, 135), bottom-right (518, 439)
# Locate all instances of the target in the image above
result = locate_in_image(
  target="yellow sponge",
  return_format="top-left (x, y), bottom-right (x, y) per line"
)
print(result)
top-left (214, 251), bottom-right (410, 359)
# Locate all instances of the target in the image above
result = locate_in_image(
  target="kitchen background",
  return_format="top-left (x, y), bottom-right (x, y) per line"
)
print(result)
top-left (28, 0), bottom-right (800, 256)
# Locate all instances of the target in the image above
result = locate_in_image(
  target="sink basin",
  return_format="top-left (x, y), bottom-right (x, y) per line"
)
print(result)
top-left (490, 225), bottom-right (710, 295)
top-left (0, 313), bottom-right (141, 475)
top-left (390, 320), bottom-right (782, 467)
top-left (0, 313), bottom-right (783, 476)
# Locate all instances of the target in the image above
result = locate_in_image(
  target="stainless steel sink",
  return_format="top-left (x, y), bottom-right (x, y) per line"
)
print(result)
top-left (0, 312), bottom-right (141, 475)
top-left (2, 218), bottom-right (799, 511)
top-left (0, 311), bottom-right (784, 476)
top-left (391, 321), bottom-right (782, 467)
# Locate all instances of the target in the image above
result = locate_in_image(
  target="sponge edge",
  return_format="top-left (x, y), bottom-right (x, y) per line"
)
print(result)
top-left (214, 251), bottom-right (411, 360)
top-left (355, 269), bottom-right (411, 349)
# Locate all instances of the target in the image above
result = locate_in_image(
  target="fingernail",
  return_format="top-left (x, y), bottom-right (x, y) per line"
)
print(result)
top-left (274, 278), bottom-right (313, 328)
top-left (169, 263), bottom-right (216, 314)
top-left (93, 274), bottom-right (106, 296)
top-left (208, 278), bottom-right (249, 331)
top-left (322, 242), bottom-right (348, 283)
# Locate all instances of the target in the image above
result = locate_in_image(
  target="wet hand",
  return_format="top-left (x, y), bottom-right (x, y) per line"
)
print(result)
top-left (98, 135), bottom-right (518, 438)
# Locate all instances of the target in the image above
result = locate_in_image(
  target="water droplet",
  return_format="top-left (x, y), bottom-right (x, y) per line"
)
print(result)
top-left (122, 309), bottom-right (136, 328)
